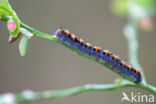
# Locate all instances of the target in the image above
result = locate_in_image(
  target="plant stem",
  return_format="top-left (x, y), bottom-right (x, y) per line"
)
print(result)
top-left (12, 79), bottom-right (156, 103)
top-left (124, 16), bottom-right (146, 84)
top-left (16, 22), bottom-right (156, 93)
top-left (12, 79), bottom-right (146, 103)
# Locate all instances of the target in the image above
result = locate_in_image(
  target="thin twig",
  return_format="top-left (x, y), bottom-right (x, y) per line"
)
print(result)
top-left (124, 2), bottom-right (147, 84)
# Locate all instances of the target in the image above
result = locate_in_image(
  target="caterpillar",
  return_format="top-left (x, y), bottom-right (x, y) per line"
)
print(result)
top-left (54, 28), bottom-right (142, 83)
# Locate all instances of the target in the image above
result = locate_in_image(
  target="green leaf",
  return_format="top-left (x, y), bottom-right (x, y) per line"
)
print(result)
top-left (19, 35), bottom-right (28, 56)
top-left (9, 16), bottom-right (20, 37)
top-left (0, 0), bottom-right (12, 15)
top-left (0, 5), bottom-right (12, 15)
top-left (0, 0), bottom-right (9, 8)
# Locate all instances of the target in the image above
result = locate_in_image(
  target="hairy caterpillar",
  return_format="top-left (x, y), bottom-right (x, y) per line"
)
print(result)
top-left (54, 28), bottom-right (142, 83)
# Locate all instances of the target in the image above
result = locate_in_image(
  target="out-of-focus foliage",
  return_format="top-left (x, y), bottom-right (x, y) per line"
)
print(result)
top-left (111, 0), bottom-right (155, 31)
top-left (111, 0), bottom-right (128, 16)
top-left (0, 0), bottom-right (12, 16)
top-left (136, 0), bottom-right (155, 16)
top-left (111, 0), bottom-right (155, 17)
top-left (0, 0), bottom-right (8, 8)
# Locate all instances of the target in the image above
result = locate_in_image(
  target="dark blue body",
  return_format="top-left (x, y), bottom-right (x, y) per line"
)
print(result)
top-left (55, 29), bottom-right (141, 83)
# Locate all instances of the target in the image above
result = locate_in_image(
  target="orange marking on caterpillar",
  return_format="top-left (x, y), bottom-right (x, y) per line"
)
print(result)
top-left (71, 35), bottom-right (76, 41)
top-left (104, 50), bottom-right (110, 56)
top-left (79, 39), bottom-right (84, 45)
top-left (113, 55), bottom-right (119, 61)
top-left (135, 69), bottom-right (140, 73)
top-left (128, 65), bottom-right (132, 70)
top-left (121, 61), bottom-right (126, 67)
top-left (86, 43), bottom-right (91, 49)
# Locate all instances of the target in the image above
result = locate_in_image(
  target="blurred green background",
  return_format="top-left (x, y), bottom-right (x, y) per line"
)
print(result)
top-left (0, 0), bottom-right (156, 104)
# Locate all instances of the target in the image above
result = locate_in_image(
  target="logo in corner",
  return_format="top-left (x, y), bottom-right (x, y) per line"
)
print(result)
top-left (121, 92), bottom-right (155, 103)
top-left (121, 92), bottom-right (131, 102)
